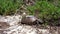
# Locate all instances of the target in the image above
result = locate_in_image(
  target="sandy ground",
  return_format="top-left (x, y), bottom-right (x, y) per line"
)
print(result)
top-left (0, 15), bottom-right (59, 34)
top-left (0, 24), bottom-right (59, 34)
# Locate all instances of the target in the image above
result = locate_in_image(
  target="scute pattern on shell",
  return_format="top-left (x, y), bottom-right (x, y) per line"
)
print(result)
top-left (21, 15), bottom-right (43, 25)
top-left (21, 15), bottom-right (38, 25)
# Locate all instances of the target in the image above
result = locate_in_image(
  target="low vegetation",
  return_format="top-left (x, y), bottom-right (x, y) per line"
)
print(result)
top-left (0, 0), bottom-right (23, 15)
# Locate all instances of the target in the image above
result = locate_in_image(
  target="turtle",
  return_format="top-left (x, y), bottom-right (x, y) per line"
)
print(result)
top-left (21, 12), bottom-right (43, 25)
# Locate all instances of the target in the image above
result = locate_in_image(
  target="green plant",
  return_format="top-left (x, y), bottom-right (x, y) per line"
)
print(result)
top-left (0, 0), bottom-right (23, 15)
top-left (27, 1), bottom-right (60, 25)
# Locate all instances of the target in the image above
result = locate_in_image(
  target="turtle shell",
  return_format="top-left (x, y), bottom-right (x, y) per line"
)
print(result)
top-left (21, 15), bottom-right (37, 25)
